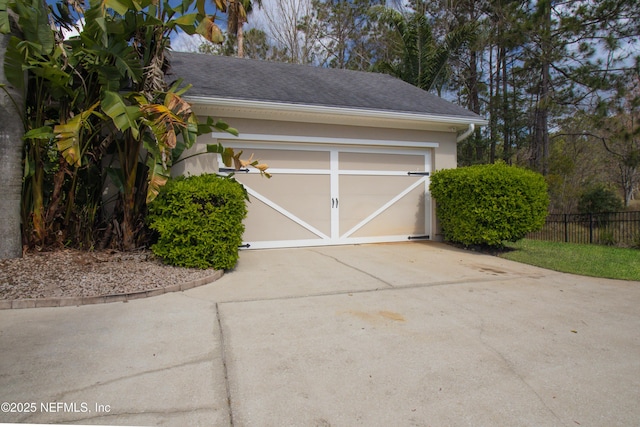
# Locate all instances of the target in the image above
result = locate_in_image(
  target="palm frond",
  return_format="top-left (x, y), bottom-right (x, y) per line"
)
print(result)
top-left (373, 5), bottom-right (475, 92)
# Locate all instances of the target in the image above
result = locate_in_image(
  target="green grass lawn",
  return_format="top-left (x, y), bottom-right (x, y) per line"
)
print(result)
top-left (500, 239), bottom-right (640, 281)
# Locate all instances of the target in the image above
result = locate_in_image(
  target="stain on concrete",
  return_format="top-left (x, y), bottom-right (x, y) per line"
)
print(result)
top-left (378, 311), bottom-right (405, 322)
top-left (342, 310), bottom-right (405, 324)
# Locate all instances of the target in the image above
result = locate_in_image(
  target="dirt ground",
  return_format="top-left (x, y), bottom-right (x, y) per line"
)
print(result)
top-left (0, 249), bottom-right (218, 301)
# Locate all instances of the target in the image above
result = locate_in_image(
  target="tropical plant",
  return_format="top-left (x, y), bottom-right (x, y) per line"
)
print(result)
top-left (372, 2), bottom-right (475, 93)
top-left (213, 0), bottom-right (262, 58)
top-left (1, 0), bottom-right (268, 252)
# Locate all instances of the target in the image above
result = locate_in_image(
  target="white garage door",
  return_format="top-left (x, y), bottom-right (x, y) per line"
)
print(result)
top-left (218, 142), bottom-right (432, 249)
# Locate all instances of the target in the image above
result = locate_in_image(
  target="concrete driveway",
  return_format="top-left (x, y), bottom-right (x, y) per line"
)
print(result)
top-left (1, 242), bottom-right (639, 427)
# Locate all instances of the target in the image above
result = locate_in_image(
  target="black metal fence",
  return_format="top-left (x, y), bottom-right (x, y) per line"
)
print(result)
top-left (527, 211), bottom-right (640, 247)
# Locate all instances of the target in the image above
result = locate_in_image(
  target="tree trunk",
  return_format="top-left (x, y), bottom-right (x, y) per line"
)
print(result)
top-left (237, 24), bottom-right (244, 58)
top-left (490, 46), bottom-right (505, 164)
top-left (532, 57), bottom-right (551, 175)
top-left (502, 52), bottom-right (510, 162)
top-left (119, 134), bottom-right (142, 251)
top-left (468, 47), bottom-right (483, 164)
top-left (532, 0), bottom-right (551, 175)
top-left (0, 31), bottom-right (25, 259)
top-left (487, 44), bottom-right (496, 164)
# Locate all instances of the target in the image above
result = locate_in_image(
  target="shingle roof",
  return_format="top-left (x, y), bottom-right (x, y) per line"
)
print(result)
top-left (168, 52), bottom-right (480, 120)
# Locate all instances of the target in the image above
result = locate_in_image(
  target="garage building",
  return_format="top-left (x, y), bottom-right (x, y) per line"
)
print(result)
top-left (170, 52), bottom-right (486, 249)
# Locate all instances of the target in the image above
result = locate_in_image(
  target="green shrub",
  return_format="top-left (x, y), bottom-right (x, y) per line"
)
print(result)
top-left (578, 185), bottom-right (623, 214)
top-left (147, 174), bottom-right (248, 269)
top-left (429, 163), bottom-right (549, 247)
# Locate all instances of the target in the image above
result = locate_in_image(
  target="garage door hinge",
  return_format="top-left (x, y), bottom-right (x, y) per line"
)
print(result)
top-left (408, 235), bottom-right (430, 240)
top-left (220, 167), bottom-right (250, 173)
top-left (407, 171), bottom-right (430, 176)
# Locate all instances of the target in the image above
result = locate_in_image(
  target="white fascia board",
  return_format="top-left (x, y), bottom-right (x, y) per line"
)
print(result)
top-left (212, 132), bottom-right (439, 148)
top-left (185, 96), bottom-right (488, 131)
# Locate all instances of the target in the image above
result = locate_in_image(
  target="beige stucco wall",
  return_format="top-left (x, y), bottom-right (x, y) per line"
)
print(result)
top-left (208, 117), bottom-right (449, 142)
top-left (432, 131), bottom-right (458, 171)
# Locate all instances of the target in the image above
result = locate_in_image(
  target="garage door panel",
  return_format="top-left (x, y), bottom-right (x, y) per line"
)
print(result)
top-left (245, 148), bottom-right (330, 169)
top-left (349, 186), bottom-right (426, 238)
top-left (242, 197), bottom-right (326, 242)
top-left (338, 175), bottom-right (423, 235)
top-left (236, 174), bottom-right (331, 237)
top-left (339, 152), bottom-right (425, 171)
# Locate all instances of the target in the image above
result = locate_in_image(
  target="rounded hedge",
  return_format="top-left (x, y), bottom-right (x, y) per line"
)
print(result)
top-left (147, 174), bottom-right (248, 269)
top-left (429, 163), bottom-right (549, 247)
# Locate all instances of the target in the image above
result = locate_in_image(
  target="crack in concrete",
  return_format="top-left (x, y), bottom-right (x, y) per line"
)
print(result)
top-left (309, 248), bottom-right (395, 288)
top-left (178, 291), bottom-right (218, 306)
top-left (215, 302), bottom-right (234, 427)
top-left (56, 406), bottom-right (215, 424)
top-left (18, 355), bottom-right (215, 424)
top-left (450, 297), bottom-right (564, 424)
top-left (42, 355), bottom-right (215, 407)
top-left (213, 274), bottom-right (542, 306)
top-left (481, 334), bottom-right (563, 423)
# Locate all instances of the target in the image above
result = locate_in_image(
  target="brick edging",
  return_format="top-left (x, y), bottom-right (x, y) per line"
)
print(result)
top-left (0, 270), bottom-right (224, 310)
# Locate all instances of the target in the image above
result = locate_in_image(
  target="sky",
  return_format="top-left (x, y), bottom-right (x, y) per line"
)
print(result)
top-left (171, 31), bottom-right (209, 52)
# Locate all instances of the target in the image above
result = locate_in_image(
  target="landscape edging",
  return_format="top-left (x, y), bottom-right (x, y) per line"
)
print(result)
top-left (0, 270), bottom-right (224, 310)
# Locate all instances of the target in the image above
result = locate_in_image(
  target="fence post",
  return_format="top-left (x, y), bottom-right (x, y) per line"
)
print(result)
top-left (589, 213), bottom-right (594, 244)
top-left (564, 214), bottom-right (568, 242)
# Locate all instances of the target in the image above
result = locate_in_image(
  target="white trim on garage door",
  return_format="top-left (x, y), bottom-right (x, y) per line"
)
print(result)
top-left (216, 139), bottom-right (432, 249)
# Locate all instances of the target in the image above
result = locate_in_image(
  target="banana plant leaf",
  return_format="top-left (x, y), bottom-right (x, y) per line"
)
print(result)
top-left (24, 126), bottom-right (53, 140)
top-left (0, 0), bottom-right (10, 34)
top-left (55, 101), bottom-right (100, 167)
top-left (102, 91), bottom-right (142, 138)
top-left (146, 157), bottom-right (170, 203)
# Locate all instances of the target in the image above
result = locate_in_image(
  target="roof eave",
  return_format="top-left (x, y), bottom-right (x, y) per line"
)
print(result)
top-left (185, 96), bottom-right (487, 132)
